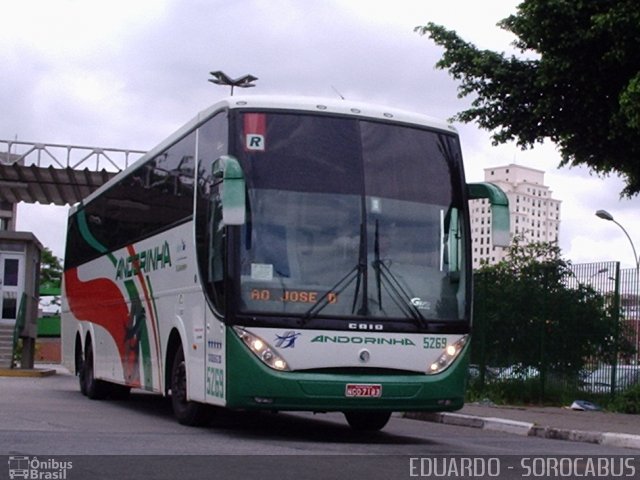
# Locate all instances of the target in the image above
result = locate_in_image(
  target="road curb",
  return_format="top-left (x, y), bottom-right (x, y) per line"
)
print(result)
top-left (482, 417), bottom-right (534, 436)
top-left (0, 367), bottom-right (57, 377)
top-left (405, 411), bottom-right (640, 450)
top-left (601, 433), bottom-right (640, 450)
top-left (530, 425), bottom-right (602, 444)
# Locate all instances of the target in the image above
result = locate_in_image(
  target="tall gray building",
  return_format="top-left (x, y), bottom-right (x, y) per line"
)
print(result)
top-left (470, 164), bottom-right (561, 268)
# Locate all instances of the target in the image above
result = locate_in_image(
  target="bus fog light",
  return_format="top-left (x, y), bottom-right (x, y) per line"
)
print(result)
top-left (234, 327), bottom-right (290, 371)
top-left (427, 335), bottom-right (468, 375)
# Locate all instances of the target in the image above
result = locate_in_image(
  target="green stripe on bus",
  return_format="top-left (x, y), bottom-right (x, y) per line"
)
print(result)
top-left (124, 279), bottom-right (153, 389)
top-left (77, 209), bottom-right (117, 266)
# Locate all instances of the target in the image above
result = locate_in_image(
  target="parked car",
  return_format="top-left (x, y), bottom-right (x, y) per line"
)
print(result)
top-left (495, 364), bottom-right (540, 381)
top-left (580, 365), bottom-right (640, 393)
top-left (468, 364), bottom-right (499, 382)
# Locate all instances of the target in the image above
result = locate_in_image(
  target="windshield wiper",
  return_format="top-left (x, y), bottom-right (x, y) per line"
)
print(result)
top-left (301, 264), bottom-right (360, 323)
top-left (352, 219), bottom-right (369, 316)
top-left (303, 205), bottom-right (370, 323)
top-left (373, 221), bottom-right (428, 329)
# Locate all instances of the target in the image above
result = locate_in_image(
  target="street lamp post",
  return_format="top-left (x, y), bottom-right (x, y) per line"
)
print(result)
top-left (208, 70), bottom-right (258, 96)
top-left (595, 209), bottom-right (640, 372)
top-left (595, 210), bottom-right (639, 269)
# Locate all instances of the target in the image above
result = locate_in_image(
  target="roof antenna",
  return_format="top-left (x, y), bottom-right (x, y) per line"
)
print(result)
top-left (331, 85), bottom-right (345, 100)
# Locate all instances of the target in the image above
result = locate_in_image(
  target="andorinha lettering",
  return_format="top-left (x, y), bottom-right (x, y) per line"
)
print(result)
top-left (116, 241), bottom-right (172, 280)
top-left (311, 335), bottom-right (416, 346)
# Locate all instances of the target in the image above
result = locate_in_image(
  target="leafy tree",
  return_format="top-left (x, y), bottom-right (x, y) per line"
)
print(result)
top-left (472, 238), bottom-right (630, 381)
top-left (40, 247), bottom-right (62, 292)
top-left (416, 0), bottom-right (640, 196)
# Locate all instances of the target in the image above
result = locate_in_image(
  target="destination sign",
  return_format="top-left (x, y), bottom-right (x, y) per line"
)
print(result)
top-left (248, 288), bottom-right (338, 304)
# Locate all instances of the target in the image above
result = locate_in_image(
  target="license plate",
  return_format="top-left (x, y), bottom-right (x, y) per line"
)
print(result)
top-left (345, 384), bottom-right (382, 398)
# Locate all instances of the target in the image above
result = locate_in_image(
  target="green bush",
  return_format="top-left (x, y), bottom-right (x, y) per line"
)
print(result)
top-left (467, 376), bottom-right (588, 407)
top-left (467, 378), bottom-right (546, 405)
top-left (609, 384), bottom-right (640, 414)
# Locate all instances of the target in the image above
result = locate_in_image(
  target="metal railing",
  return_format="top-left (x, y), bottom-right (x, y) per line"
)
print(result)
top-left (11, 293), bottom-right (27, 369)
top-left (0, 139), bottom-right (146, 172)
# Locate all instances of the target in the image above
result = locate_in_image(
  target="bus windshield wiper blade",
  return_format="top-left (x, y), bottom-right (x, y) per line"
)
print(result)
top-left (373, 221), bottom-right (428, 328)
top-left (303, 198), bottom-right (371, 324)
top-left (301, 264), bottom-right (360, 323)
top-left (374, 219), bottom-right (382, 309)
top-left (353, 220), bottom-right (369, 316)
top-left (373, 260), bottom-right (429, 328)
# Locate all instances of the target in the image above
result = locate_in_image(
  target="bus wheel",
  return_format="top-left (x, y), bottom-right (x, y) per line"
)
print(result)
top-left (170, 347), bottom-right (210, 426)
top-left (344, 411), bottom-right (391, 432)
top-left (77, 347), bottom-right (87, 396)
top-left (82, 340), bottom-right (109, 400)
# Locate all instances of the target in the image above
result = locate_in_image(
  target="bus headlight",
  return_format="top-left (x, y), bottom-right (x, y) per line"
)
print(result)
top-left (233, 327), bottom-right (289, 371)
top-left (426, 335), bottom-right (468, 375)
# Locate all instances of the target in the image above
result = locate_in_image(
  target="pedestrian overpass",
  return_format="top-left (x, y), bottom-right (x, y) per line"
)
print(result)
top-left (0, 139), bottom-right (144, 209)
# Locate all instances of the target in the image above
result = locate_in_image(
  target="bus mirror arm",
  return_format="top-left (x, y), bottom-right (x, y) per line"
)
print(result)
top-left (214, 155), bottom-right (247, 226)
top-left (467, 182), bottom-right (510, 247)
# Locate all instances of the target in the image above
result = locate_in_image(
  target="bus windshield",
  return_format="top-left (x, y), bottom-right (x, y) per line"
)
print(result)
top-left (232, 112), bottom-right (466, 325)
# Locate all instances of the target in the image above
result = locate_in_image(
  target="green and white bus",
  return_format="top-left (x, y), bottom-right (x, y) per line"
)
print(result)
top-left (62, 95), bottom-right (508, 431)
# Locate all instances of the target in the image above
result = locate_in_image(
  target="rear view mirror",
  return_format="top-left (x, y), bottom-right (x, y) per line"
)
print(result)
top-left (213, 155), bottom-right (246, 225)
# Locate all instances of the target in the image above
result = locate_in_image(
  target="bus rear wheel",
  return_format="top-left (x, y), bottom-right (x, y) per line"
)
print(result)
top-left (170, 347), bottom-right (210, 426)
top-left (81, 340), bottom-right (109, 400)
top-left (78, 352), bottom-right (87, 396)
top-left (344, 411), bottom-right (391, 432)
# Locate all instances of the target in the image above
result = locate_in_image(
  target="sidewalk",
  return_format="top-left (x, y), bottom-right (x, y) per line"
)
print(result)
top-left (0, 362), bottom-right (60, 377)
top-left (407, 402), bottom-right (640, 450)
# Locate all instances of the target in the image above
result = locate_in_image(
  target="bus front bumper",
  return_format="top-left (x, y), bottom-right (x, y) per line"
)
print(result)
top-left (224, 329), bottom-right (468, 412)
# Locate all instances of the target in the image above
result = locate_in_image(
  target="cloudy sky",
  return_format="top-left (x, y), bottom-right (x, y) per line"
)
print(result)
top-left (2, 0), bottom-right (638, 268)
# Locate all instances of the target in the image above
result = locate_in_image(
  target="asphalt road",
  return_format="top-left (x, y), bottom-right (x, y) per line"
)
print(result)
top-left (1, 370), bottom-right (638, 480)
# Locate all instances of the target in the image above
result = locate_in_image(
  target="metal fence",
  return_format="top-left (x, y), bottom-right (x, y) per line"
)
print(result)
top-left (470, 261), bottom-right (640, 402)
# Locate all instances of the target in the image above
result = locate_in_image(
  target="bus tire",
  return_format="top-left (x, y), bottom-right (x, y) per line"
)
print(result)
top-left (344, 411), bottom-right (391, 432)
top-left (77, 349), bottom-right (87, 396)
top-left (82, 339), bottom-right (110, 400)
top-left (76, 335), bottom-right (88, 396)
top-left (170, 347), bottom-right (210, 426)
